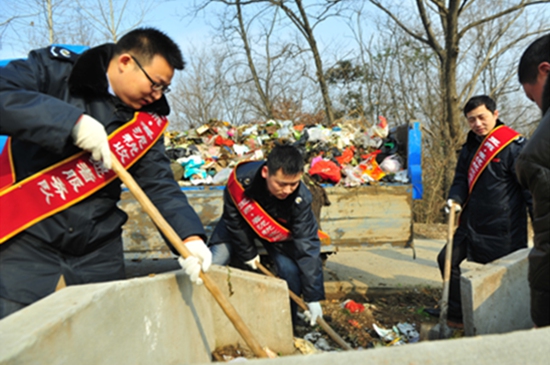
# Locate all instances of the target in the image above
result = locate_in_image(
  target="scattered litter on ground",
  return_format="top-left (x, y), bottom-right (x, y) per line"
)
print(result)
top-left (342, 299), bottom-right (365, 313)
top-left (294, 337), bottom-right (319, 354)
top-left (211, 288), bottom-right (451, 361)
top-left (293, 288), bottom-right (450, 351)
top-left (303, 331), bottom-right (334, 351)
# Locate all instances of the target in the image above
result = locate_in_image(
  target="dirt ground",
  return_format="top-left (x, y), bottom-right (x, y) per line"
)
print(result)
top-left (212, 223), bottom-right (455, 361)
top-left (301, 287), bottom-right (442, 348)
top-left (413, 222), bottom-right (448, 240)
top-left (212, 287), bottom-right (444, 361)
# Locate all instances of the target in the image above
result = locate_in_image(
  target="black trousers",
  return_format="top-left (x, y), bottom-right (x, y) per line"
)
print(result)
top-left (0, 232), bottom-right (126, 319)
top-left (528, 247), bottom-right (550, 327)
top-left (437, 237), bottom-right (468, 321)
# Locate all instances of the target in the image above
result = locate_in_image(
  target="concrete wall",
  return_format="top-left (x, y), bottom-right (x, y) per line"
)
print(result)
top-left (0, 265), bottom-right (294, 365)
top-left (460, 248), bottom-right (533, 336)
top-left (119, 185), bottom-right (413, 260)
top-left (204, 326), bottom-right (550, 365)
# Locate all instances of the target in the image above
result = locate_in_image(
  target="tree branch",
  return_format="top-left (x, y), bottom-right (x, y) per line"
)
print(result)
top-left (368, 1), bottom-right (432, 48)
top-left (459, 0), bottom-right (546, 37)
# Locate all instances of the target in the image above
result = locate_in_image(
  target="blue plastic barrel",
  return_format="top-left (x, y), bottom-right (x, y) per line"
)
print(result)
top-left (407, 121), bottom-right (423, 199)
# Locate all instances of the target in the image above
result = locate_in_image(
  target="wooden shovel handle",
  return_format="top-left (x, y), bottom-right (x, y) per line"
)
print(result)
top-left (110, 153), bottom-right (268, 359)
top-left (439, 203), bottom-right (457, 338)
top-left (256, 262), bottom-right (352, 351)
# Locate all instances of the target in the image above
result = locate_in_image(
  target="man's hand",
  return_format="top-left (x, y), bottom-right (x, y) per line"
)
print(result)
top-left (178, 256), bottom-right (203, 285)
top-left (71, 115), bottom-right (112, 169)
top-left (245, 255), bottom-right (260, 270)
top-left (178, 238), bottom-right (212, 285)
top-left (304, 302), bottom-right (323, 326)
top-left (444, 199), bottom-right (462, 214)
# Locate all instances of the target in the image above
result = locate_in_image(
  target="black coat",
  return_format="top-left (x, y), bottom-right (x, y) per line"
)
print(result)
top-left (209, 161), bottom-right (325, 302)
top-left (516, 108), bottom-right (550, 327)
top-left (449, 121), bottom-right (532, 263)
top-left (0, 44), bottom-right (205, 303)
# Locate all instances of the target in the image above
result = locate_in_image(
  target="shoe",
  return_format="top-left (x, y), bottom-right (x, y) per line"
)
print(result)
top-left (423, 307), bottom-right (440, 317)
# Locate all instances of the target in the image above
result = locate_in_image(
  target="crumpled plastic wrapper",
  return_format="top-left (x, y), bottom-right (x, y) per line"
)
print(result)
top-left (294, 337), bottom-right (319, 354)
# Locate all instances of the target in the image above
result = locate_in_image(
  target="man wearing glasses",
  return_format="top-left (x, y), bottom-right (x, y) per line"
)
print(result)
top-left (0, 28), bottom-right (211, 319)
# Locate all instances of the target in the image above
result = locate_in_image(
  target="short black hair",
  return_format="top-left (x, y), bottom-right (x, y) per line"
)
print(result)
top-left (518, 34), bottom-right (550, 85)
top-left (463, 95), bottom-right (496, 117)
top-left (115, 27), bottom-right (185, 70)
top-left (266, 144), bottom-right (304, 176)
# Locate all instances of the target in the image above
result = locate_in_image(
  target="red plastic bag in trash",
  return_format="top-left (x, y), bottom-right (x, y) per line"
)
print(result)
top-left (308, 159), bottom-right (341, 184)
top-left (214, 135), bottom-right (235, 147)
top-left (335, 146), bottom-right (355, 166)
top-left (343, 299), bottom-right (365, 313)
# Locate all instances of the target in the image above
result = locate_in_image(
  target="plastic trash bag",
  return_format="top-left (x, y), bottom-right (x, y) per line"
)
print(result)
top-left (341, 165), bottom-right (364, 187)
top-left (394, 170), bottom-right (409, 183)
top-left (306, 126), bottom-right (331, 143)
top-left (178, 156), bottom-right (207, 179)
top-left (396, 322), bottom-right (420, 343)
top-left (371, 116), bottom-right (389, 139)
top-left (309, 159), bottom-right (341, 184)
top-left (212, 167), bottom-right (233, 185)
top-left (358, 152), bottom-right (386, 181)
top-left (380, 154), bottom-right (403, 174)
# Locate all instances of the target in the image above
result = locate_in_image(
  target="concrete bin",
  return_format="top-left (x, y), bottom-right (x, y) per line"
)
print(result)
top-left (0, 265), bottom-right (294, 365)
top-left (460, 248), bottom-right (533, 336)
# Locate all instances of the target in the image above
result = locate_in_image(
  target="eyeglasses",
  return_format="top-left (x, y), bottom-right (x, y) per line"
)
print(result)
top-left (130, 55), bottom-right (171, 94)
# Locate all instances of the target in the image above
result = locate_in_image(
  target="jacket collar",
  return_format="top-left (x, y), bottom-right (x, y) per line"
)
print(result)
top-left (68, 43), bottom-right (170, 115)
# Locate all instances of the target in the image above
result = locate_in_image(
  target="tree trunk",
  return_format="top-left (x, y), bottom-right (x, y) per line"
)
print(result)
top-left (294, 0), bottom-right (334, 124)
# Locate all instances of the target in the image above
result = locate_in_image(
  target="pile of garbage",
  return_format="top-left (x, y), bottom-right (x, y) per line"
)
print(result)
top-left (164, 117), bottom-right (410, 187)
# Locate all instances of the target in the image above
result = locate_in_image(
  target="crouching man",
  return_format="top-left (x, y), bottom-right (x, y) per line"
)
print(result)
top-left (209, 144), bottom-right (325, 329)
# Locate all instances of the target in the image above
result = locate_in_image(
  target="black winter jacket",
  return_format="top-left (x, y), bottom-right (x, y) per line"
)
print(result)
top-left (0, 44), bottom-right (206, 255)
top-left (209, 161), bottom-right (325, 302)
top-left (449, 121), bottom-right (532, 263)
top-left (516, 108), bottom-right (550, 327)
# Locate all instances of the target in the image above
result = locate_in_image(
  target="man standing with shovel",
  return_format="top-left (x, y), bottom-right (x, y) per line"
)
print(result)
top-left (427, 95), bottom-right (532, 329)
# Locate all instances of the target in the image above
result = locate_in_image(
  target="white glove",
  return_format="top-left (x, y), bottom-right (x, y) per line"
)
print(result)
top-left (178, 255), bottom-right (203, 285)
top-left (71, 115), bottom-right (112, 169)
top-left (304, 301), bottom-right (323, 326)
top-left (177, 239), bottom-right (212, 286)
top-left (245, 254), bottom-right (260, 270)
top-left (444, 199), bottom-right (462, 214)
top-left (184, 239), bottom-right (212, 272)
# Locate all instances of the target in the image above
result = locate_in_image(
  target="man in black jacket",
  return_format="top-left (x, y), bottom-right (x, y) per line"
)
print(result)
top-left (517, 34), bottom-right (550, 328)
top-left (209, 144), bottom-right (325, 328)
top-left (0, 28), bottom-right (211, 319)
top-left (436, 95), bottom-right (532, 327)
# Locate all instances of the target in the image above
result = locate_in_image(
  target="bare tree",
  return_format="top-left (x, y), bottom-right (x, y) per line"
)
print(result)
top-left (75, 0), bottom-right (156, 42)
top-left (366, 0), bottom-right (550, 194)
top-left (193, 0), bottom-right (353, 124)
top-left (167, 43), bottom-right (254, 129)
top-left (0, 0), bottom-right (77, 53)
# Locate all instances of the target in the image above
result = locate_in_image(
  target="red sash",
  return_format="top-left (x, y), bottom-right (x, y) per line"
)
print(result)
top-left (467, 125), bottom-right (520, 193)
top-left (227, 161), bottom-right (330, 244)
top-left (0, 112), bottom-right (167, 244)
top-left (0, 137), bottom-right (15, 191)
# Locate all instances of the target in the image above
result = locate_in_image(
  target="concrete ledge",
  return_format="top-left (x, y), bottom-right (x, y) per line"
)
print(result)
top-left (0, 265), bottom-right (294, 365)
top-left (461, 248), bottom-right (532, 336)
top-left (209, 326), bottom-right (550, 365)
